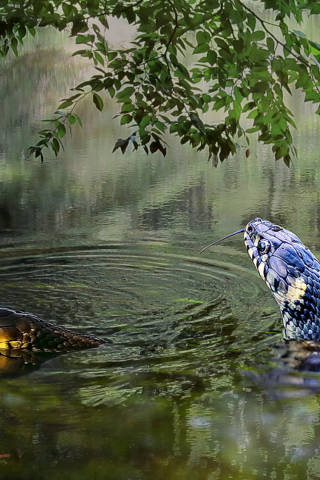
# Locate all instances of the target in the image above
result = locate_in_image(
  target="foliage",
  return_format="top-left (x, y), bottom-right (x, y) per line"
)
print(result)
top-left (1, 0), bottom-right (320, 165)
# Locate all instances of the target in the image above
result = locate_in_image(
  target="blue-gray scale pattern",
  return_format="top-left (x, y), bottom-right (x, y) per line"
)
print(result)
top-left (244, 218), bottom-right (320, 341)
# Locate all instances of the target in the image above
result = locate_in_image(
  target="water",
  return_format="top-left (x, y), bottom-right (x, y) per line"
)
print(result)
top-left (2, 21), bottom-right (320, 480)
top-left (0, 245), bottom-right (284, 479)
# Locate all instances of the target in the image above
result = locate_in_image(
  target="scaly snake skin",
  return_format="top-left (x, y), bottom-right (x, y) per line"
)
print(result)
top-left (244, 218), bottom-right (320, 342)
top-left (0, 307), bottom-right (109, 352)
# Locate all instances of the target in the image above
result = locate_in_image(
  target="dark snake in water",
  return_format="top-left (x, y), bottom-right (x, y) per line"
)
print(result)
top-left (1, 217), bottom-right (320, 376)
top-left (0, 308), bottom-right (110, 352)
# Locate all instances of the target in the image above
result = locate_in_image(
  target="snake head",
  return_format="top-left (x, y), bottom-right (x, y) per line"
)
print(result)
top-left (244, 218), bottom-right (320, 341)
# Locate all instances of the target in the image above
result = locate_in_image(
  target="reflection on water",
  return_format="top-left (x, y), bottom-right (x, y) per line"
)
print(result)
top-left (0, 244), bottom-right (318, 479)
top-left (2, 20), bottom-right (320, 480)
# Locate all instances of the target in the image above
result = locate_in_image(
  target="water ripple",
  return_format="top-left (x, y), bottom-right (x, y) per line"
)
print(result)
top-left (0, 243), bottom-right (280, 393)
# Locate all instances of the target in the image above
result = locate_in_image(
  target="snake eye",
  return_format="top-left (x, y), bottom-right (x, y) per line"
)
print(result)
top-left (257, 240), bottom-right (270, 254)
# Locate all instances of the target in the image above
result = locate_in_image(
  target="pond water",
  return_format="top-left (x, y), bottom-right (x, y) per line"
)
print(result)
top-left (2, 21), bottom-right (320, 480)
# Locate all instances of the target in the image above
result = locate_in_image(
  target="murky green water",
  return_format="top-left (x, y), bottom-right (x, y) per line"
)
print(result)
top-left (2, 19), bottom-right (320, 480)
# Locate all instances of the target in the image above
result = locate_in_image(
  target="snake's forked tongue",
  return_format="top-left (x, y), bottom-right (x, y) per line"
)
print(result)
top-left (199, 228), bottom-right (245, 254)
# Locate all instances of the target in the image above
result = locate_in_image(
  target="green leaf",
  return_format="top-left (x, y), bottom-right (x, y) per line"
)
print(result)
top-left (58, 100), bottom-right (73, 109)
top-left (251, 30), bottom-right (265, 41)
top-left (93, 93), bottom-right (104, 111)
top-left (112, 138), bottom-right (129, 154)
top-left (67, 114), bottom-right (76, 125)
top-left (108, 87), bottom-right (115, 98)
top-left (51, 138), bottom-right (60, 156)
top-left (196, 31), bottom-right (208, 45)
top-left (57, 123), bottom-right (66, 138)
top-left (266, 37), bottom-right (275, 52)
top-left (293, 30), bottom-right (306, 39)
top-left (121, 103), bottom-right (135, 113)
top-left (246, 126), bottom-right (260, 133)
top-left (62, 3), bottom-right (73, 16)
top-left (117, 87), bottom-right (135, 99)
top-left (76, 34), bottom-right (95, 44)
top-left (121, 114), bottom-right (132, 125)
top-left (74, 114), bottom-right (83, 127)
top-left (99, 16), bottom-right (109, 29)
top-left (207, 50), bottom-right (217, 65)
top-left (140, 115), bottom-right (150, 129)
top-left (94, 51), bottom-right (105, 66)
top-left (27, 26), bottom-right (36, 37)
top-left (10, 37), bottom-right (18, 56)
top-left (194, 44), bottom-right (209, 54)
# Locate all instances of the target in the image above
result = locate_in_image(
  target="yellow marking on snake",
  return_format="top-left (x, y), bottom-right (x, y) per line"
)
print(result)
top-left (9, 341), bottom-right (22, 349)
top-left (287, 278), bottom-right (307, 302)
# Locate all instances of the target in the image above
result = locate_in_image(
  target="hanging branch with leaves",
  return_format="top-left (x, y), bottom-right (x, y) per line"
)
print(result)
top-left (1, 0), bottom-right (320, 165)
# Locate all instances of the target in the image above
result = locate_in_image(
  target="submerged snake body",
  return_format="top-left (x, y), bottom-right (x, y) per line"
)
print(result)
top-left (244, 218), bottom-right (320, 342)
top-left (0, 307), bottom-right (109, 352)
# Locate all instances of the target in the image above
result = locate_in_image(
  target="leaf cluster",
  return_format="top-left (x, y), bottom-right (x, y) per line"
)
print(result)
top-left (2, 0), bottom-right (320, 164)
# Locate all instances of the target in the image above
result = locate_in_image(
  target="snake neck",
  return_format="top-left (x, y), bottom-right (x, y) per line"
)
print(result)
top-left (276, 263), bottom-right (320, 342)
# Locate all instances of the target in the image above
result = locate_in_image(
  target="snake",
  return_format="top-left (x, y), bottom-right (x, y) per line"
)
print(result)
top-left (0, 307), bottom-right (110, 353)
top-left (201, 217), bottom-right (320, 343)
